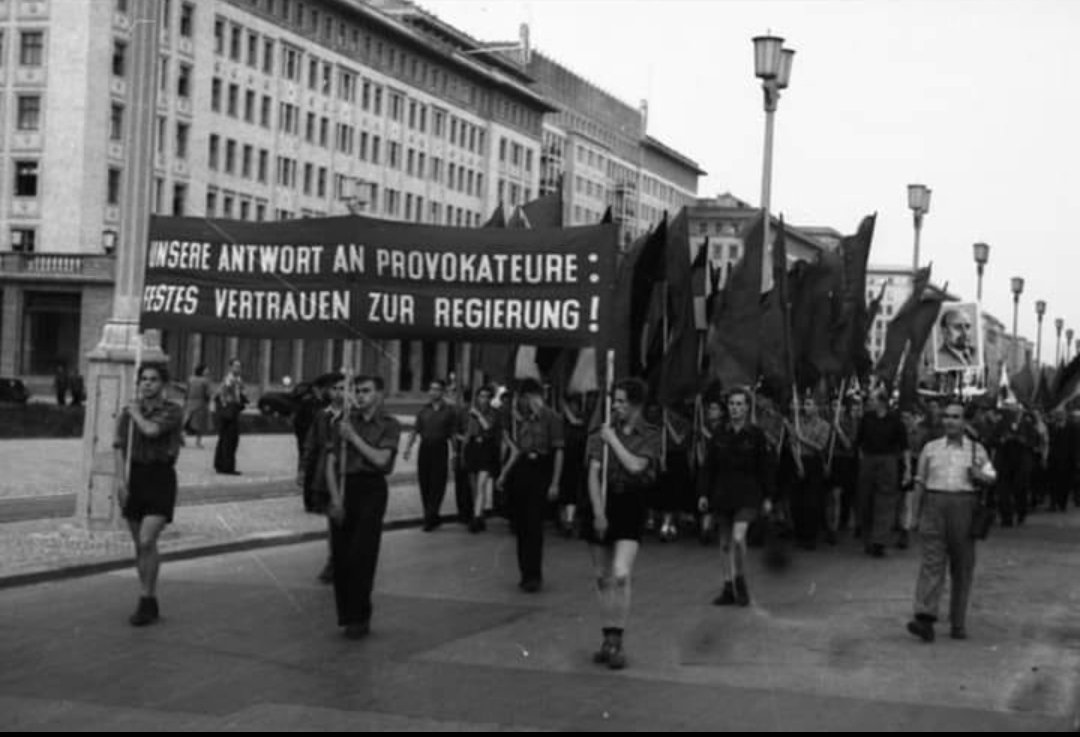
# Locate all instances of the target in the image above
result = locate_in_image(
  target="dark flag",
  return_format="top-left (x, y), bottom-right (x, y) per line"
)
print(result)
top-left (833, 214), bottom-right (877, 377)
top-left (658, 208), bottom-right (699, 407)
top-left (875, 267), bottom-right (931, 383)
top-left (482, 203), bottom-right (507, 229)
top-left (896, 283), bottom-right (950, 409)
top-left (707, 215), bottom-right (765, 389)
top-left (1050, 353), bottom-right (1080, 409)
top-left (611, 221), bottom-right (667, 378)
top-left (522, 186), bottom-right (563, 228)
top-left (600, 206), bottom-right (613, 224)
top-left (1011, 357), bottom-right (1037, 406)
top-left (759, 217), bottom-right (794, 393)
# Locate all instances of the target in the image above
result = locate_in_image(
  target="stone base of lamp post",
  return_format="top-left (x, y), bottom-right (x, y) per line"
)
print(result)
top-left (76, 319), bottom-right (165, 531)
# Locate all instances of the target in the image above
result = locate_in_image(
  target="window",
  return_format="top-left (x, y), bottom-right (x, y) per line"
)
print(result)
top-left (370, 135), bottom-right (381, 165)
top-left (525, 150), bottom-right (533, 172)
top-left (247, 32), bottom-right (258, 67)
top-left (206, 188), bottom-right (217, 217)
top-left (225, 139), bottom-right (236, 174)
top-left (180, 3), bottom-right (194, 37)
top-left (256, 202), bottom-right (267, 221)
top-left (389, 92), bottom-right (402, 121)
top-left (155, 115), bottom-right (166, 154)
top-left (11, 228), bottom-right (36, 252)
top-left (14, 161), bottom-right (39, 197)
top-left (361, 80), bottom-right (371, 110)
top-left (373, 86), bottom-right (382, 116)
top-left (408, 100), bottom-right (417, 129)
top-left (449, 117), bottom-right (457, 145)
top-left (499, 138), bottom-right (507, 162)
top-left (308, 57), bottom-right (318, 89)
top-left (447, 163), bottom-right (456, 190)
top-left (511, 143), bottom-right (521, 166)
top-left (112, 40), bottom-right (127, 77)
top-left (222, 193), bottom-right (233, 218)
top-left (211, 78), bottom-right (222, 112)
top-left (476, 173), bottom-right (484, 196)
top-left (241, 144), bottom-right (253, 178)
top-left (239, 199), bottom-right (250, 221)
top-left (227, 84), bottom-right (239, 117)
top-left (405, 193), bottom-right (413, 221)
top-left (319, 117), bottom-right (328, 147)
top-left (305, 112), bottom-right (315, 142)
top-left (17, 95), bottom-right (41, 132)
top-left (358, 131), bottom-right (368, 161)
top-left (107, 167), bottom-right (122, 205)
top-left (405, 148), bottom-right (414, 176)
top-left (258, 149), bottom-right (268, 182)
top-left (418, 105), bottom-right (427, 133)
top-left (340, 70), bottom-right (355, 102)
top-left (214, 18), bottom-right (225, 54)
top-left (244, 90), bottom-right (255, 122)
top-left (177, 63), bottom-right (192, 98)
top-left (282, 46), bottom-right (300, 81)
top-left (417, 152), bottom-right (426, 179)
top-left (175, 122), bottom-right (189, 159)
top-left (159, 56), bottom-right (168, 92)
top-left (317, 167), bottom-right (326, 198)
top-left (430, 157), bottom-right (441, 182)
top-left (229, 25), bottom-right (241, 61)
top-left (260, 95), bottom-right (271, 127)
top-left (321, 63), bottom-right (332, 95)
top-left (262, 39), bottom-right (274, 74)
top-left (173, 183), bottom-right (187, 215)
top-left (208, 134), bottom-right (220, 169)
top-left (388, 142), bottom-right (400, 169)
top-left (302, 162), bottom-right (313, 195)
top-left (20, 31), bottom-right (43, 67)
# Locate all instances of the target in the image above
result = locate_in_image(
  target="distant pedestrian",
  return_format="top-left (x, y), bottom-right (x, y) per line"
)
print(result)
top-left (583, 378), bottom-right (660, 669)
top-left (53, 363), bottom-right (68, 406)
top-left (183, 364), bottom-right (212, 448)
top-left (214, 359), bottom-right (246, 475)
top-left (404, 379), bottom-right (456, 531)
top-left (325, 374), bottom-right (402, 640)
top-left (907, 400), bottom-right (995, 643)
top-left (462, 385), bottom-right (501, 533)
top-left (68, 371), bottom-right (86, 407)
top-left (114, 362), bottom-right (184, 627)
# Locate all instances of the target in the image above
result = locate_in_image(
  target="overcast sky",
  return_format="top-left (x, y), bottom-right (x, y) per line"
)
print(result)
top-left (420, 0), bottom-right (1080, 357)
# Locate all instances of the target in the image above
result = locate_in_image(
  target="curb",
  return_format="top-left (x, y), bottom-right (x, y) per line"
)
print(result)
top-left (0, 511), bottom-right (459, 590)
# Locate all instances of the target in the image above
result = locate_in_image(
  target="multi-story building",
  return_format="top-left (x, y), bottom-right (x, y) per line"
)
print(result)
top-left (0, 0), bottom-right (555, 394)
top-left (528, 53), bottom-right (702, 242)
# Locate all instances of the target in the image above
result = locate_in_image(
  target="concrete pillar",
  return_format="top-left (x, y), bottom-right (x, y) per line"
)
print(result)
top-left (409, 340), bottom-right (423, 392)
top-left (385, 339), bottom-right (401, 395)
top-left (78, 0), bottom-right (163, 530)
top-left (0, 286), bottom-right (19, 376)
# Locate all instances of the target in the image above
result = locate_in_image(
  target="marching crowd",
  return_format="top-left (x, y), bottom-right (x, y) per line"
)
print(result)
top-left (111, 364), bottom-right (1080, 667)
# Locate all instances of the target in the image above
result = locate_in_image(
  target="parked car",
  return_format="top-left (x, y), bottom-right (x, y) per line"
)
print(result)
top-left (0, 377), bottom-right (31, 404)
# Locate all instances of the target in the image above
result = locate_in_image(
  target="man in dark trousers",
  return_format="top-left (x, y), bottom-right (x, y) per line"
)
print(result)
top-left (497, 378), bottom-right (564, 593)
top-left (404, 378), bottom-right (457, 531)
top-left (325, 374), bottom-right (402, 640)
top-left (214, 358), bottom-right (246, 475)
top-left (856, 390), bottom-right (911, 557)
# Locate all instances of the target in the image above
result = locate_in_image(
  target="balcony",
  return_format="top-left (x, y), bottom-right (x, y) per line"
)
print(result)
top-left (0, 252), bottom-right (116, 283)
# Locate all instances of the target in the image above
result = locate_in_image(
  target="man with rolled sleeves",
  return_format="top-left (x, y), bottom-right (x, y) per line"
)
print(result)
top-left (325, 374), bottom-right (402, 640)
top-left (497, 378), bottom-right (564, 593)
top-left (114, 362), bottom-right (185, 627)
top-left (404, 379), bottom-right (457, 531)
top-left (907, 400), bottom-right (995, 642)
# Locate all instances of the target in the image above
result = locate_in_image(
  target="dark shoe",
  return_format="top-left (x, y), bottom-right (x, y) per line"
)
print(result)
top-left (216, 469), bottom-right (241, 475)
top-left (129, 596), bottom-right (159, 627)
top-left (317, 561), bottom-right (334, 584)
top-left (606, 631), bottom-right (626, 670)
top-left (825, 530), bottom-right (838, 546)
top-left (950, 627), bottom-right (968, 640)
top-left (344, 622), bottom-right (370, 640)
top-left (712, 581), bottom-right (736, 606)
top-left (467, 518), bottom-right (482, 534)
top-left (907, 619), bottom-right (935, 643)
top-left (519, 578), bottom-right (542, 593)
top-left (593, 630), bottom-right (616, 665)
top-left (897, 530), bottom-right (910, 550)
top-left (422, 519), bottom-right (439, 532)
top-left (870, 543), bottom-right (886, 558)
top-left (734, 576), bottom-right (750, 607)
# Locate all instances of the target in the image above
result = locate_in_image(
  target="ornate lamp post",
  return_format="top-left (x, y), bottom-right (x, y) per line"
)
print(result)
top-left (1068, 328), bottom-right (1076, 363)
top-left (1010, 277), bottom-right (1024, 372)
top-left (972, 242), bottom-right (989, 302)
top-left (908, 184), bottom-right (932, 271)
top-left (752, 33), bottom-right (795, 282)
top-left (1035, 300), bottom-right (1046, 366)
top-left (1055, 318), bottom-right (1065, 365)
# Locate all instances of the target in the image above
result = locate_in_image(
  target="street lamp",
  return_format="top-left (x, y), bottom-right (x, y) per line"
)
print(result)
top-left (1035, 300), bottom-right (1047, 366)
top-left (1068, 328), bottom-right (1075, 363)
top-left (908, 184), bottom-right (932, 272)
top-left (1011, 277), bottom-right (1024, 371)
top-left (972, 242), bottom-right (990, 302)
top-left (1055, 318), bottom-right (1065, 365)
top-left (752, 34), bottom-right (795, 283)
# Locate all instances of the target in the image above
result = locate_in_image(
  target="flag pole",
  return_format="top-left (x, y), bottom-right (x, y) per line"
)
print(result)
top-left (825, 377), bottom-right (847, 476)
top-left (600, 348), bottom-right (615, 509)
top-left (125, 334), bottom-right (144, 493)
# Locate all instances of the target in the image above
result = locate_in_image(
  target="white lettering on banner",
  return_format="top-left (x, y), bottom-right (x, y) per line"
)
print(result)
top-left (213, 288), bottom-right (349, 321)
top-left (367, 292), bottom-right (416, 324)
top-left (142, 284), bottom-right (200, 315)
top-left (332, 244), bottom-right (365, 273)
top-left (214, 244), bottom-right (325, 274)
top-left (373, 248), bottom-right (578, 285)
top-left (432, 297), bottom-right (581, 332)
top-left (148, 240), bottom-right (213, 270)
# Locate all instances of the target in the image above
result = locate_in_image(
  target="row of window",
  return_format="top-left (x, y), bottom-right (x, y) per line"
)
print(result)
top-left (7, 158), bottom-right (122, 205)
top-left (574, 175), bottom-right (607, 201)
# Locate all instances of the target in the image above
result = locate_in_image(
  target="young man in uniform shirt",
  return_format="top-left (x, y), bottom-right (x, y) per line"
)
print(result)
top-left (584, 378), bottom-right (661, 669)
top-left (497, 378), bottom-right (564, 593)
top-left (214, 358), bottom-right (246, 475)
top-left (114, 363), bottom-right (184, 627)
top-left (325, 375), bottom-right (402, 640)
top-left (298, 372), bottom-right (344, 584)
top-left (907, 400), bottom-right (995, 642)
top-left (404, 379), bottom-right (457, 531)
top-left (856, 390), bottom-right (912, 557)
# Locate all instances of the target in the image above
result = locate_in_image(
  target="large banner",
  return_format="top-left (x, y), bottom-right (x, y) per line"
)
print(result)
top-left (140, 215), bottom-right (617, 347)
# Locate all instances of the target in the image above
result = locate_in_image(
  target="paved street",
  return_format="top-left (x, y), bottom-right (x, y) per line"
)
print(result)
top-left (1, 504), bottom-right (1078, 731)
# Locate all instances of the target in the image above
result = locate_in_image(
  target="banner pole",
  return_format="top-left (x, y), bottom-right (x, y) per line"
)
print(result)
top-left (600, 348), bottom-right (615, 509)
top-left (125, 334), bottom-right (144, 492)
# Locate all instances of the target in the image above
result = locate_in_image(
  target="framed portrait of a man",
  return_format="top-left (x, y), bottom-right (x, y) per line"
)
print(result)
top-left (932, 302), bottom-right (982, 373)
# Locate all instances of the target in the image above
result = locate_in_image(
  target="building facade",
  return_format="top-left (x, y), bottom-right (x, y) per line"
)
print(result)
top-left (0, 0), bottom-right (556, 394)
top-left (528, 53), bottom-right (702, 243)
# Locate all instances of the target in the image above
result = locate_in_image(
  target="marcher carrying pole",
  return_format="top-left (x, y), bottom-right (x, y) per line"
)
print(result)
top-left (600, 349), bottom-right (615, 509)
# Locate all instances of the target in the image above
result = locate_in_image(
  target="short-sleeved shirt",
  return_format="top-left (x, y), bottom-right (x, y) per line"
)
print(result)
top-left (586, 416), bottom-right (661, 487)
top-left (514, 406), bottom-right (565, 456)
top-left (328, 408), bottom-right (402, 476)
top-left (114, 400), bottom-right (184, 465)
top-left (917, 435), bottom-right (993, 492)
top-left (857, 412), bottom-right (909, 455)
top-left (798, 416), bottom-right (831, 458)
top-left (414, 401), bottom-right (457, 443)
top-left (463, 405), bottom-right (501, 443)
